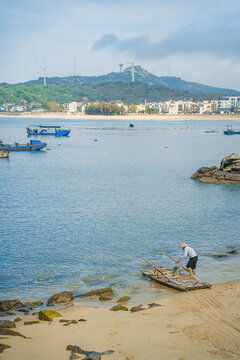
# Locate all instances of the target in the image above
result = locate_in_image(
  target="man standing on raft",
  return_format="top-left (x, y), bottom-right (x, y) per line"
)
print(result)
top-left (177, 242), bottom-right (198, 278)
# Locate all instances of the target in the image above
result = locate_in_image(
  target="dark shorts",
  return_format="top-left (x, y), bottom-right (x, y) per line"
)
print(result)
top-left (186, 256), bottom-right (198, 270)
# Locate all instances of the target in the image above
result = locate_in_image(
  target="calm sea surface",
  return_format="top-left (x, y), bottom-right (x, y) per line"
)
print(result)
top-left (0, 117), bottom-right (240, 305)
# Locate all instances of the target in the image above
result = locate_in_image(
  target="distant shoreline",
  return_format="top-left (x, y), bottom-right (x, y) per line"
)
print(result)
top-left (1, 112), bottom-right (240, 121)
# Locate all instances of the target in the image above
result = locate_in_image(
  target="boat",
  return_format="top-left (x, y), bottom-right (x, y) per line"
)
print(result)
top-left (26, 125), bottom-right (71, 136)
top-left (140, 256), bottom-right (211, 292)
top-left (0, 140), bottom-right (47, 151)
top-left (0, 151), bottom-right (9, 158)
top-left (223, 126), bottom-right (240, 135)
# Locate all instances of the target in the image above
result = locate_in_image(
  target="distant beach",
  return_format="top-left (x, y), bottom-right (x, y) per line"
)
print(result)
top-left (1, 112), bottom-right (240, 121)
top-left (2, 280), bottom-right (240, 360)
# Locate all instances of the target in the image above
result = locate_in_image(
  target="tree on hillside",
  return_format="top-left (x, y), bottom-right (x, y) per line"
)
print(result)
top-left (44, 101), bottom-right (63, 112)
top-left (85, 101), bottom-right (126, 115)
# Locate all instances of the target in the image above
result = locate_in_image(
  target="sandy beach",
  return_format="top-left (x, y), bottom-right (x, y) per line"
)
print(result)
top-left (1, 280), bottom-right (240, 360)
top-left (1, 113), bottom-right (240, 121)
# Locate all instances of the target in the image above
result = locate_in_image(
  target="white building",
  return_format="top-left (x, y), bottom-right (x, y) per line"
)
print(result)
top-left (218, 96), bottom-right (240, 114)
top-left (64, 102), bottom-right (78, 113)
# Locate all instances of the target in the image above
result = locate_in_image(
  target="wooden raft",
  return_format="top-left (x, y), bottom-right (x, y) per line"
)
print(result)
top-left (141, 257), bottom-right (211, 292)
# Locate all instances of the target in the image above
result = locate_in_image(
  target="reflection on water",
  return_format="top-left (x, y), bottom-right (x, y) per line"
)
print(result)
top-left (0, 117), bottom-right (240, 303)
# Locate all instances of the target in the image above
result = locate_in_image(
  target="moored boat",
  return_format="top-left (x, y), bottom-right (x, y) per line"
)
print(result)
top-left (27, 125), bottom-right (71, 136)
top-left (0, 140), bottom-right (47, 151)
top-left (223, 126), bottom-right (240, 135)
top-left (141, 257), bottom-right (211, 292)
top-left (0, 151), bottom-right (9, 158)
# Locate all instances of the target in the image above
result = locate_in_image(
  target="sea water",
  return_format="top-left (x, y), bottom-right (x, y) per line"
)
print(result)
top-left (0, 117), bottom-right (240, 305)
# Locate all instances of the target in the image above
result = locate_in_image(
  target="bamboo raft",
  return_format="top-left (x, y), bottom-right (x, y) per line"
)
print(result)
top-left (141, 255), bottom-right (211, 292)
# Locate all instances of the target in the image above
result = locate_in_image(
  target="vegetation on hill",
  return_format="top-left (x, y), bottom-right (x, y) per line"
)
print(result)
top-left (0, 82), bottom-right (224, 108)
top-left (85, 102), bottom-right (126, 115)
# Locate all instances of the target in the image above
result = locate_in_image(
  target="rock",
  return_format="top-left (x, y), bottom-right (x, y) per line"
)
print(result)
top-left (23, 301), bottom-right (43, 308)
top-left (14, 318), bottom-right (22, 322)
top-left (37, 276), bottom-right (53, 282)
top-left (99, 295), bottom-right (113, 301)
top-left (0, 328), bottom-right (27, 338)
top-left (59, 319), bottom-right (71, 323)
top-left (212, 254), bottom-right (229, 258)
top-left (192, 154), bottom-right (240, 184)
top-left (78, 318), bottom-right (87, 322)
top-left (130, 304), bottom-right (145, 313)
top-left (24, 321), bottom-right (40, 325)
top-left (66, 345), bottom-right (85, 354)
top-left (0, 299), bottom-right (23, 312)
top-left (6, 311), bottom-right (16, 315)
top-left (47, 292), bottom-right (73, 306)
top-left (66, 345), bottom-right (114, 360)
top-left (17, 308), bottom-right (29, 314)
top-left (117, 296), bottom-right (130, 303)
top-left (79, 287), bottom-right (114, 298)
top-left (0, 320), bottom-right (16, 329)
top-left (38, 310), bottom-right (62, 322)
top-left (0, 344), bottom-right (11, 353)
top-left (147, 303), bottom-right (162, 308)
top-left (110, 304), bottom-right (128, 311)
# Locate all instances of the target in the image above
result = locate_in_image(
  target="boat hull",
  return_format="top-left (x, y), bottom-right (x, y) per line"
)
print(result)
top-left (223, 130), bottom-right (240, 135)
top-left (27, 129), bottom-right (71, 136)
top-left (0, 143), bottom-right (47, 151)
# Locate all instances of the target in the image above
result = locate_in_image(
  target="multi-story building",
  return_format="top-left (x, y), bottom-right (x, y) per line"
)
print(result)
top-left (218, 96), bottom-right (240, 114)
top-left (64, 101), bottom-right (78, 113)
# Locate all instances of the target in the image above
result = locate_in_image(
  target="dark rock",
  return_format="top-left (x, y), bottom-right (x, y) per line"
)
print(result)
top-left (0, 320), bottom-right (16, 329)
top-left (66, 345), bottom-right (85, 354)
top-left (0, 299), bottom-right (23, 312)
top-left (14, 318), bottom-right (22, 322)
top-left (24, 321), bottom-right (40, 325)
top-left (0, 343), bottom-right (11, 353)
top-left (17, 308), bottom-right (29, 314)
top-left (147, 303), bottom-right (162, 308)
top-left (130, 304), bottom-right (145, 313)
top-left (99, 295), bottom-right (113, 301)
top-left (227, 249), bottom-right (240, 254)
top-left (0, 328), bottom-right (27, 338)
top-left (212, 254), bottom-right (229, 258)
top-left (38, 310), bottom-right (62, 321)
top-left (66, 345), bottom-right (114, 360)
top-left (78, 318), bottom-right (87, 322)
top-left (59, 319), bottom-right (71, 323)
top-left (78, 288), bottom-right (114, 298)
top-left (47, 292), bottom-right (73, 306)
top-left (23, 301), bottom-right (43, 308)
top-left (6, 312), bottom-right (16, 315)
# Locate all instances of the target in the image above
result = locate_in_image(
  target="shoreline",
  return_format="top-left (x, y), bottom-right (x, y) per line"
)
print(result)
top-left (1, 112), bottom-right (240, 121)
top-left (1, 279), bottom-right (240, 360)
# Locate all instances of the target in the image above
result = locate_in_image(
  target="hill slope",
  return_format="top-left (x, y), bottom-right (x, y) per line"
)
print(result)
top-left (22, 65), bottom-right (240, 96)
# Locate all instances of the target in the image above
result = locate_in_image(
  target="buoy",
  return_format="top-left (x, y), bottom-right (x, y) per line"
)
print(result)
top-left (94, 139), bottom-right (98, 142)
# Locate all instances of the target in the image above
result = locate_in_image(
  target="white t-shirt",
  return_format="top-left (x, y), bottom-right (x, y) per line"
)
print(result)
top-left (182, 246), bottom-right (197, 259)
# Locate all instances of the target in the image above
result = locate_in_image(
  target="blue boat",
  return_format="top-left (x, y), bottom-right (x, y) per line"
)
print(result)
top-left (27, 125), bottom-right (71, 136)
top-left (223, 126), bottom-right (240, 135)
top-left (0, 139), bottom-right (47, 151)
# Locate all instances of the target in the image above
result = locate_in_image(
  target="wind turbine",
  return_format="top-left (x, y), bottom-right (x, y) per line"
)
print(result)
top-left (35, 61), bottom-right (50, 86)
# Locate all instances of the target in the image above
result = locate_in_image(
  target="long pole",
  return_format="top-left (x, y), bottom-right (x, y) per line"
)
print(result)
top-left (166, 253), bottom-right (202, 282)
top-left (142, 257), bottom-right (179, 285)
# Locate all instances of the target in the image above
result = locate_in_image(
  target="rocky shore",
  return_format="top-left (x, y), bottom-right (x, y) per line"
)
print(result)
top-left (0, 280), bottom-right (239, 360)
top-left (191, 153), bottom-right (240, 184)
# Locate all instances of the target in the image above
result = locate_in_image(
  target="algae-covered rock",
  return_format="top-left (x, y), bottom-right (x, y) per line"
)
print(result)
top-left (47, 292), bottom-right (73, 306)
top-left (130, 304), bottom-right (145, 313)
top-left (23, 301), bottom-right (43, 308)
top-left (99, 295), bottom-right (113, 301)
top-left (0, 344), bottom-right (11, 353)
top-left (24, 321), bottom-right (40, 325)
top-left (0, 299), bottom-right (23, 312)
top-left (0, 328), bottom-right (27, 338)
top-left (110, 304), bottom-right (128, 311)
top-left (117, 296), bottom-right (130, 303)
top-left (0, 320), bottom-right (16, 329)
top-left (80, 287), bottom-right (114, 297)
top-left (38, 310), bottom-right (62, 321)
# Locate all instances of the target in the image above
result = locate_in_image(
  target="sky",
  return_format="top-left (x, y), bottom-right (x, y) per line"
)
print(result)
top-left (1, 0), bottom-right (240, 89)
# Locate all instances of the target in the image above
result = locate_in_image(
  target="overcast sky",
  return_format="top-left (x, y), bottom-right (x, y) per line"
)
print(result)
top-left (1, 0), bottom-right (240, 89)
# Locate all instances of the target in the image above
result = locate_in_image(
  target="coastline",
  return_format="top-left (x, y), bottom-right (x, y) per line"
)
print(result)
top-left (1, 112), bottom-right (240, 121)
top-left (2, 279), bottom-right (240, 360)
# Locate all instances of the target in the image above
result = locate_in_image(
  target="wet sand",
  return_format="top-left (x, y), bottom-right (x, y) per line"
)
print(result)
top-left (2, 280), bottom-right (240, 360)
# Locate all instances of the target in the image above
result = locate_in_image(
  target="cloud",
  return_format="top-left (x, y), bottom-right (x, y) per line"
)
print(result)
top-left (92, 26), bottom-right (240, 60)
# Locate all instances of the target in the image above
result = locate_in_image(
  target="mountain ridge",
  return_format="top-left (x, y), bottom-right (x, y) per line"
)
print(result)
top-left (21, 65), bottom-right (240, 96)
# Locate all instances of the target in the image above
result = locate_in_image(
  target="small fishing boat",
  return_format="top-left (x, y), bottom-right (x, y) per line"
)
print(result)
top-left (0, 151), bottom-right (9, 158)
top-left (27, 125), bottom-right (71, 136)
top-left (141, 256), bottom-right (211, 292)
top-left (223, 126), bottom-right (240, 135)
top-left (0, 140), bottom-right (47, 151)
